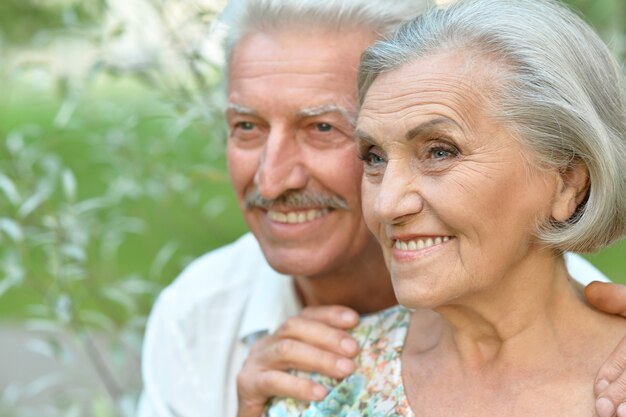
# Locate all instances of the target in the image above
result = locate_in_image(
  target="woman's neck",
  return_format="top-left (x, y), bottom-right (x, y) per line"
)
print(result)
top-left (402, 252), bottom-right (626, 417)
top-left (417, 251), bottom-right (585, 369)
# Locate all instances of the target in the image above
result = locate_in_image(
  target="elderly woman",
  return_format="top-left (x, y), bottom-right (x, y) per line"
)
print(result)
top-left (266, 0), bottom-right (626, 416)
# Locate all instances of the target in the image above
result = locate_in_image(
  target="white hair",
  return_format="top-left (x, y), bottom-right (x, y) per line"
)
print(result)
top-left (219, 0), bottom-right (430, 62)
top-left (359, 0), bottom-right (626, 252)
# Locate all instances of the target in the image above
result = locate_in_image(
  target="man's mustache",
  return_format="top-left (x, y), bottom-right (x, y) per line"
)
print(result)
top-left (244, 188), bottom-right (349, 211)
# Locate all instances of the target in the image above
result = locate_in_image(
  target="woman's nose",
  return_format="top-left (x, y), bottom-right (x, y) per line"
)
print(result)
top-left (374, 161), bottom-right (424, 224)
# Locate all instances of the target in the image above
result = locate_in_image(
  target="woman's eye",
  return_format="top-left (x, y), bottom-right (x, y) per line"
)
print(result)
top-left (429, 145), bottom-right (457, 160)
top-left (359, 149), bottom-right (386, 166)
top-left (432, 149), bottom-right (451, 159)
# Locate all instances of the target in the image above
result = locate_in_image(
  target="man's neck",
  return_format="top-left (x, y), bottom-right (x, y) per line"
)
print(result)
top-left (293, 247), bottom-right (396, 314)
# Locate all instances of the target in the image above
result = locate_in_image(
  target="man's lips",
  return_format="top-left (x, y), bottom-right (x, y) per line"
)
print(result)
top-left (266, 208), bottom-right (331, 224)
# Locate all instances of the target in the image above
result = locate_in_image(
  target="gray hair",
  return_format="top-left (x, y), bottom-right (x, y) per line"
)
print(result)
top-left (359, 0), bottom-right (626, 252)
top-left (220, 0), bottom-right (430, 62)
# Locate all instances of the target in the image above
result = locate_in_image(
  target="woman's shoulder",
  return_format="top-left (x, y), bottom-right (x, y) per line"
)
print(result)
top-left (266, 305), bottom-right (413, 417)
top-left (352, 304), bottom-right (411, 366)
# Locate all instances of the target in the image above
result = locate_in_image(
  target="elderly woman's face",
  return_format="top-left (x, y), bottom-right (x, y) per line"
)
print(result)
top-left (357, 53), bottom-right (562, 309)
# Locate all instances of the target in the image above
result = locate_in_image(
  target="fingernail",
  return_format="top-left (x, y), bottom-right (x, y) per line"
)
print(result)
top-left (341, 311), bottom-right (358, 324)
top-left (312, 385), bottom-right (327, 401)
top-left (340, 337), bottom-right (358, 355)
top-left (595, 379), bottom-right (610, 395)
top-left (337, 358), bottom-right (355, 374)
top-left (596, 397), bottom-right (615, 417)
top-left (618, 402), bottom-right (626, 417)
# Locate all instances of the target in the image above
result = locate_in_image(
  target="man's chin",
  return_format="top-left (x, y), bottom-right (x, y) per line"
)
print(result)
top-left (259, 245), bottom-right (333, 277)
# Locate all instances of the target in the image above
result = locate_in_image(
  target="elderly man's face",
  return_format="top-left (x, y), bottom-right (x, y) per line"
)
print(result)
top-left (357, 52), bottom-right (562, 309)
top-left (226, 28), bottom-right (380, 277)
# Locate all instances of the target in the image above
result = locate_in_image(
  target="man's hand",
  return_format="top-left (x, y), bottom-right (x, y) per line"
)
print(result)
top-left (236, 305), bottom-right (360, 417)
top-left (585, 281), bottom-right (626, 417)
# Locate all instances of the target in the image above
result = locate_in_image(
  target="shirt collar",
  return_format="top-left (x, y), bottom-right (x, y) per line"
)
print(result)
top-left (238, 270), bottom-right (302, 346)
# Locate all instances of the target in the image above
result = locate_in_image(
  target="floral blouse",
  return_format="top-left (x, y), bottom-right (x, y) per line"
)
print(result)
top-left (265, 305), bottom-right (415, 417)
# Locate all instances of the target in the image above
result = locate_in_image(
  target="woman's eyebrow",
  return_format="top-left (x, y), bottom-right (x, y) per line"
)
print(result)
top-left (405, 117), bottom-right (462, 141)
top-left (354, 129), bottom-right (377, 146)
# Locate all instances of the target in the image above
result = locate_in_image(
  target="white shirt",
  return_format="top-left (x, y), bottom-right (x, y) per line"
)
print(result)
top-left (138, 233), bottom-right (301, 417)
top-left (137, 233), bottom-right (609, 417)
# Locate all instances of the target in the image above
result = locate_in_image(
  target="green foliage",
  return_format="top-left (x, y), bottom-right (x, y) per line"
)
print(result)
top-left (0, 0), bottom-right (239, 414)
top-left (562, 0), bottom-right (625, 59)
top-left (0, 0), bottom-right (106, 45)
top-left (0, 76), bottom-right (247, 415)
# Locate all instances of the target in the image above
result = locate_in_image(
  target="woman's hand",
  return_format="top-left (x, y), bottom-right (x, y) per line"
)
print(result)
top-left (236, 305), bottom-right (360, 417)
top-left (585, 282), bottom-right (626, 417)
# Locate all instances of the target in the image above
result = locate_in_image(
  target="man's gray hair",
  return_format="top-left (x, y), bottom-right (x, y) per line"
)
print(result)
top-left (359, 0), bottom-right (626, 252)
top-left (220, 0), bottom-right (430, 62)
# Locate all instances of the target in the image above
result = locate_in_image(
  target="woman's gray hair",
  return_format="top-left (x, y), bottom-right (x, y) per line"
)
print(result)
top-left (220, 0), bottom-right (430, 62)
top-left (359, 0), bottom-right (626, 253)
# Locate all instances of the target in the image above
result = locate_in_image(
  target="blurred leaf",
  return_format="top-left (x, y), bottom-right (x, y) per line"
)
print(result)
top-left (55, 293), bottom-right (74, 324)
top-left (149, 241), bottom-right (178, 279)
top-left (17, 189), bottom-right (49, 219)
top-left (74, 196), bottom-right (112, 214)
top-left (62, 168), bottom-right (78, 201)
top-left (0, 217), bottom-right (24, 242)
top-left (61, 243), bottom-right (87, 262)
top-left (80, 310), bottom-right (115, 332)
top-left (24, 319), bottom-right (64, 334)
top-left (25, 337), bottom-right (61, 359)
top-left (22, 372), bottom-right (65, 399)
top-left (0, 277), bottom-right (16, 298)
top-left (0, 382), bottom-right (23, 407)
top-left (103, 287), bottom-right (136, 313)
top-left (0, 174), bottom-right (21, 205)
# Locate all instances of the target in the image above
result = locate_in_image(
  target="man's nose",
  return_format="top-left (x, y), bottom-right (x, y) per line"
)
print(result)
top-left (254, 127), bottom-right (308, 200)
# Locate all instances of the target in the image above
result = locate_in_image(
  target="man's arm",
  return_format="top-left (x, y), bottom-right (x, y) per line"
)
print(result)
top-left (236, 305), bottom-right (360, 417)
top-left (586, 282), bottom-right (626, 417)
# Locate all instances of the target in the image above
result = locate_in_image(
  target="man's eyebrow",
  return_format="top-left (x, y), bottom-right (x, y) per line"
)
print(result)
top-left (405, 117), bottom-right (462, 141)
top-left (297, 104), bottom-right (356, 127)
top-left (226, 103), bottom-right (258, 116)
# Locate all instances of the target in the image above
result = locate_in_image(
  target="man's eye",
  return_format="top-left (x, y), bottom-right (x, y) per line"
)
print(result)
top-left (316, 123), bottom-right (333, 132)
top-left (236, 121), bottom-right (255, 130)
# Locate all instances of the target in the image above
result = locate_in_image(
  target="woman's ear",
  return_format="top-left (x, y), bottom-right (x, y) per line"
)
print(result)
top-left (551, 159), bottom-right (590, 222)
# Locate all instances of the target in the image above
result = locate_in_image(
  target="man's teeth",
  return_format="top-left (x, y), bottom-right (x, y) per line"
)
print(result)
top-left (394, 236), bottom-right (450, 250)
top-left (267, 208), bottom-right (330, 224)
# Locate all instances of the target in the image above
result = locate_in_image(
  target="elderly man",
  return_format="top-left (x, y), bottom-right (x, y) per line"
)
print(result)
top-left (138, 1), bottom-right (626, 417)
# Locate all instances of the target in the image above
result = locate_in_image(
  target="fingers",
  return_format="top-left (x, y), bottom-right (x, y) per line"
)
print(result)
top-left (274, 312), bottom-right (360, 357)
top-left (588, 282), bottom-right (626, 417)
top-left (299, 305), bottom-right (360, 329)
top-left (253, 336), bottom-right (356, 379)
top-left (585, 282), bottom-right (626, 316)
top-left (236, 306), bottom-right (362, 411)
top-left (595, 332), bottom-right (626, 417)
top-left (238, 369), bottom-right (327, 406)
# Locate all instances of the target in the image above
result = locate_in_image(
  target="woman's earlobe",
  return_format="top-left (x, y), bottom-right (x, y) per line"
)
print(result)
top-left (551, 160), bottom-right (590, 222)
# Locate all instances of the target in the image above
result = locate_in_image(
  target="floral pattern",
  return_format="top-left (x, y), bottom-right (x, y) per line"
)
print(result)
top-left (266, 305), bottom-right (414, 417)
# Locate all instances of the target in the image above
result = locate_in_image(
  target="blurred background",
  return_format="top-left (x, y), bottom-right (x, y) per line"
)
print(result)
top-left (0, 0), bottom-right (624, 416)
